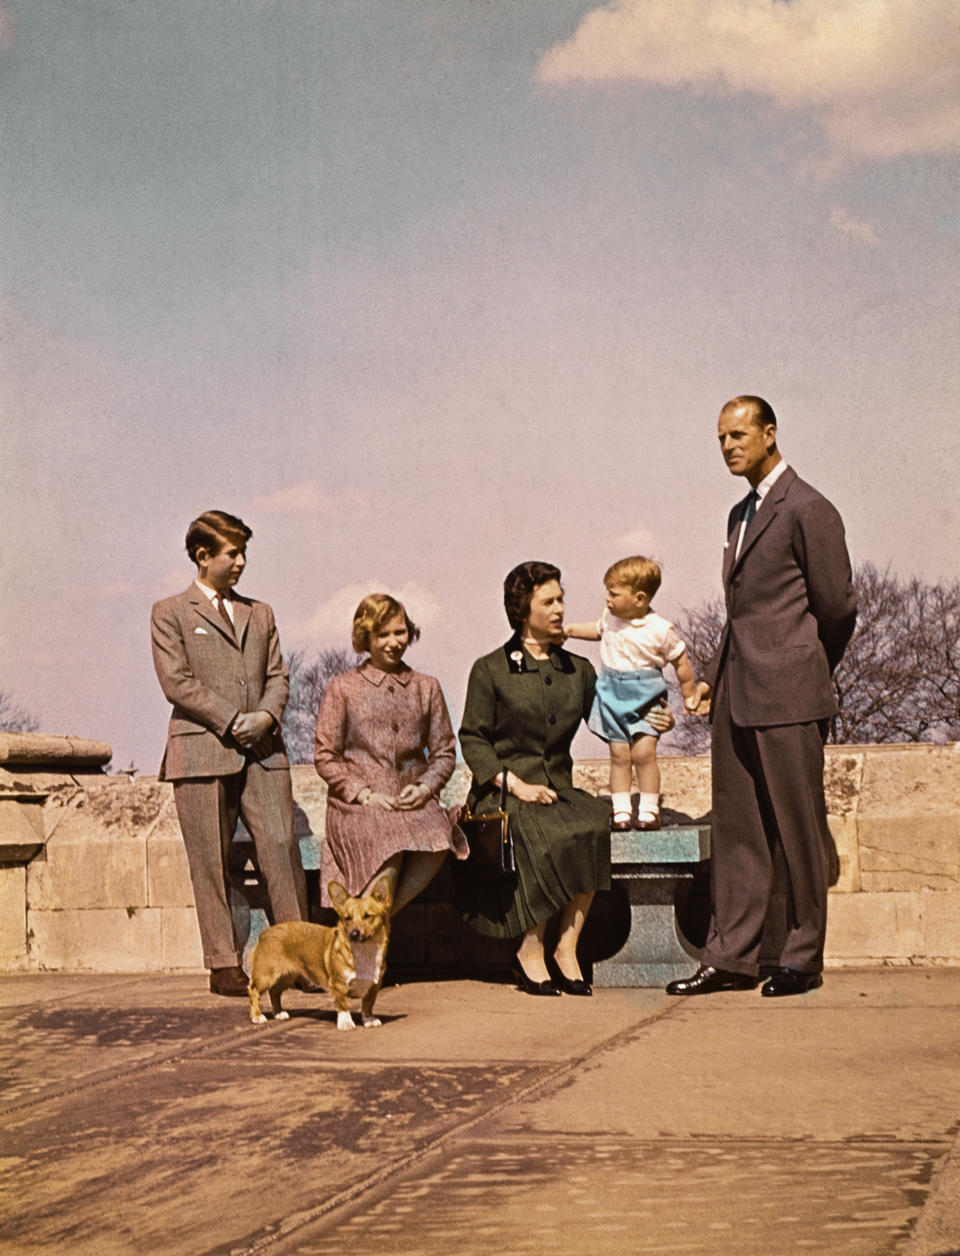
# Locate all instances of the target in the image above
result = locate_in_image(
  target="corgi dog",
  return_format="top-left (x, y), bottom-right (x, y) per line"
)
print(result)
top-left (248, 874), bottom-right (393, 1030)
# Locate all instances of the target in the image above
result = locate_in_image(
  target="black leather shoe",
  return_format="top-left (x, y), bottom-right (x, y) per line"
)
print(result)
top-left (512, 961), bottom-right (561, 997)
top-left (209, 965), bottom-right (249, 997)
top-left (610, 816), bottom-right (632, 832)
top-left (550, 962), bottom-right (592, 996)
top-left (761, 968), bottom-right (823, 997)
top-left (665, 965), bottom-right (758, 996)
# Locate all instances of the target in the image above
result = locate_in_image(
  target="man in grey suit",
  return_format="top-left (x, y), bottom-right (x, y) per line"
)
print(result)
top-left (151, 510), bottom-right (308, 996)
top-left (668, 397), bottom-right (857, 998)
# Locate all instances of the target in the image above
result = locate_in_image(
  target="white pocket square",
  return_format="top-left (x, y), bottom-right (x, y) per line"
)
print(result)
top-left (194, 626), bottom-right (208, 634)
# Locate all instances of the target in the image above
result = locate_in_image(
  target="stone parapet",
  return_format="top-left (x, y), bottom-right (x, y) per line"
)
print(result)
top-left (2, 739), bottom-right (959, 974)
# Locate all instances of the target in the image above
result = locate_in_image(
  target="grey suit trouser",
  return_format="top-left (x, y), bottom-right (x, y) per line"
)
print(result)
top-left (173, 762), bottom-right (308, 969)
top-left (702, 672), bottom-right (831, 977)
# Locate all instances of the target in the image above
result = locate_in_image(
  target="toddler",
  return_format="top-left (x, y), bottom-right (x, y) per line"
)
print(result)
top-left (565, 556), bottom-right (696, 830)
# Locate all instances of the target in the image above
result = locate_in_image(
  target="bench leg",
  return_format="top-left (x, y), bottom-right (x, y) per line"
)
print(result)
top-left (592, 874), bottom-right (705, 988)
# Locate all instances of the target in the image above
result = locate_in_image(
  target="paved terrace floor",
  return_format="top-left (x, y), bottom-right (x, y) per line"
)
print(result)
top-left (1, 969), bottom-right (959, 1255)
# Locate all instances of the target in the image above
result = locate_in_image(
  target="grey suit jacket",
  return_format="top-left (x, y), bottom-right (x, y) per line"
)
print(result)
top-left (150, 584), bottom-right (290, 780)
top-left (704, 467), bottom-right (857, 728)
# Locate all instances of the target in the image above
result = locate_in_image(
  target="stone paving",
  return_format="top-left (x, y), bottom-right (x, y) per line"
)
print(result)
top-left (1, 970), bottom-right (959, 1255)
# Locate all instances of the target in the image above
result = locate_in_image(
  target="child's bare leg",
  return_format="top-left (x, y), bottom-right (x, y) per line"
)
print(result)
top-left (631, 735), bottom-right (660, 826)
top-left (608, 741), bottom-right (632, 825)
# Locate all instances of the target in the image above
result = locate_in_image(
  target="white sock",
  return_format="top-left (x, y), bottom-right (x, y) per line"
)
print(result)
top-left (638, 792), bottom-right (659, 819)
top-left (611, 792), bottom-right (631, 819)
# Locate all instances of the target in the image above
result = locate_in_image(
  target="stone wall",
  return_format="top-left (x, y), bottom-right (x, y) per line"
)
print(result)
top-left (2, 733), bottom-right (959, 974)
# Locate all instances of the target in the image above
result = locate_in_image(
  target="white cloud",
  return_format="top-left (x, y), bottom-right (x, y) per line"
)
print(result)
top-left (296, 580), bottom-right (446, 646)
top-left (249, 481), bottom-right (368, 517)
top-left (609, 527), bottom-right (660, 558)
top-left (536, 0), bottom-right (960, 160)
top-left (829, 206), bottom-right (879, 245)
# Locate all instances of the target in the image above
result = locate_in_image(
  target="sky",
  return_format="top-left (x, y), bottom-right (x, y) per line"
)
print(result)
top-left (1, 0), bottom-right (958, 772)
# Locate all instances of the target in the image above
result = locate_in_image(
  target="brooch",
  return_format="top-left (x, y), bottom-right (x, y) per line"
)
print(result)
top-left (509, 650), bottom-right (524, 672)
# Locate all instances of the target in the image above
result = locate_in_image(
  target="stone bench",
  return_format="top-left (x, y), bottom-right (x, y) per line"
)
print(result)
top-left (591, 825), bottom-right (711, 987)
top-left (230, 827), bottom-right (711, 988)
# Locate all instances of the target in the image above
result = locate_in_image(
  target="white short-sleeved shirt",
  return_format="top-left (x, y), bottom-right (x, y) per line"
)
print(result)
top-left (597, 609), bottom-right (686, 672)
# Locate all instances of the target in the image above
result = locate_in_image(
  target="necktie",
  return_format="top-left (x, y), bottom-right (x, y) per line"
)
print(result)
top-left (214, 592), bottom-right (235, 634)
top-left (742, 489), bottom-right (758, 529)
top-left (735, 490), bottom-right (759, 559)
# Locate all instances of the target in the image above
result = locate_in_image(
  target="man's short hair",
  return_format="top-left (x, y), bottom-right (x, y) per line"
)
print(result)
top-left (724, 395), bottom-right (778, 430)
top-left (351, 594), bottom-right (421, 654)
top-left (503, 561), bottom-right (562, 631)
top-left (185, 511), bottom-right (253, 564)
top-left (604, 555), bottom-right (661, 598)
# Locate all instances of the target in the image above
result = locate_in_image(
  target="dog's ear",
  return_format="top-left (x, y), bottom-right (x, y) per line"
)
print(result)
top-left (328, 881), bottom-right (349, 910)
top-left (370, 874), bottom-right (394, 907)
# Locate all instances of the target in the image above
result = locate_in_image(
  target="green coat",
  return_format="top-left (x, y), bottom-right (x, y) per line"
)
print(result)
top-left (456, 636), bottom-right (611, 937)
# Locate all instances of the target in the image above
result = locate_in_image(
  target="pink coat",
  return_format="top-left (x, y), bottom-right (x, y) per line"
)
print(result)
top-left (314, 662), bottom-right (468, 899)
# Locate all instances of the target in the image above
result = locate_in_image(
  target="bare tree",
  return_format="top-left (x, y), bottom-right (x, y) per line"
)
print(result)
top-left (914, 579), bottom-right (960, 741)
top-left (832, 564), bottom-right (960, 744)
top-left (282, 647), bottom-right (361, 764)
top-left (661, 564), bottom-right (960, 751)
top-left (0, 689), bottom-right (39, 733)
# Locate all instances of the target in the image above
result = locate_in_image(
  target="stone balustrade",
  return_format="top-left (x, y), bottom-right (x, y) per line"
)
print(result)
top-left (1, 732), bottom-right (959, 975)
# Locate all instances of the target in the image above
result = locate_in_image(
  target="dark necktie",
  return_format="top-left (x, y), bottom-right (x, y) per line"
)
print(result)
top-left (742, 489), bottom-right (759, 529)
top-left (214, 592), bottom-right (235, 635)
top-left (735, 490), bottom-right (759, 559)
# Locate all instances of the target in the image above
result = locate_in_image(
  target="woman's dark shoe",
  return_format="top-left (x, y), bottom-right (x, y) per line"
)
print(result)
top-left (554, 971), bottom-right (592, 996)
top-left (548, 958), bottom-right (592, 996)
top-left (512, 960), bottom-right (560, 997)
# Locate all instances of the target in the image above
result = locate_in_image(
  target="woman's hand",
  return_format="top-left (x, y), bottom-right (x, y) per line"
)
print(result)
top-left (360, 790), bottom-right (399, 811)
top-left (645, 700), bottom-right (675, 735)
top-left (508, 776), bottom-right (558, 805)
top-left (396, 782), bottom-right (432, 811)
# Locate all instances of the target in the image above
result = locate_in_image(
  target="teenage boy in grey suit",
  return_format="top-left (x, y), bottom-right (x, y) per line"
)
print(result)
top-left (151, 510), bottom-right (308, 996)
top-left (669, 397), bottom-right (857, 998)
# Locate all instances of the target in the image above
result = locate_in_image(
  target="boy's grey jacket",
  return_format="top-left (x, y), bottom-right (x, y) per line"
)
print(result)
top-left (150, 584), bottom-right (290, 780)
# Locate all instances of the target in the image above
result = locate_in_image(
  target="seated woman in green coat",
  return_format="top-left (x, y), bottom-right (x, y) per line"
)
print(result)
top-left (456, 561), bottom-right (671, 997)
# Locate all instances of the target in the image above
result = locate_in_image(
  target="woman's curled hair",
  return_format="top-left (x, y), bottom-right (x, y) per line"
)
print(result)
top-left (503, 561), bottom-right (562, 632)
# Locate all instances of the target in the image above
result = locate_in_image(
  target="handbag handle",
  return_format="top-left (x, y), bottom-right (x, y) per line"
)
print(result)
top-left (498, 770), bottom-right (508, 811)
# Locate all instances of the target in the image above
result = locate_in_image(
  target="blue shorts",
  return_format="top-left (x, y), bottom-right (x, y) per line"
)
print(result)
top-left (588, 667), bottom-right (669, 743)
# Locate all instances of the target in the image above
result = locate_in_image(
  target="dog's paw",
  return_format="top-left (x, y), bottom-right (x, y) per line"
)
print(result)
top-left (336, 1011), bottom-right (356, 1031)
top-left (274, 1010), bottom-right (290, 1021)
top-left (250, 1013), bottom-right (268, 1025)
top-left (361, 1016), bottom-right (382, 1029)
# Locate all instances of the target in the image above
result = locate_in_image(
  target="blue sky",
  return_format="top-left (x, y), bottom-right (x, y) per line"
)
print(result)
top-left (1, 0), bottom-right (958, 769)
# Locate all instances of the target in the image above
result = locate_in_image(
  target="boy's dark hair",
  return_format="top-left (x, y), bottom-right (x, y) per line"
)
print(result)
top-left (503, 561), bottom-right (562, 631)
top-left (185, 510), bottom-right (253, 564)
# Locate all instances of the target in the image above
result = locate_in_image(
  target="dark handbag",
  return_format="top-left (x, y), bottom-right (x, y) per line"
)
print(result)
top-left (458, 773), bottom-right (516, 878)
